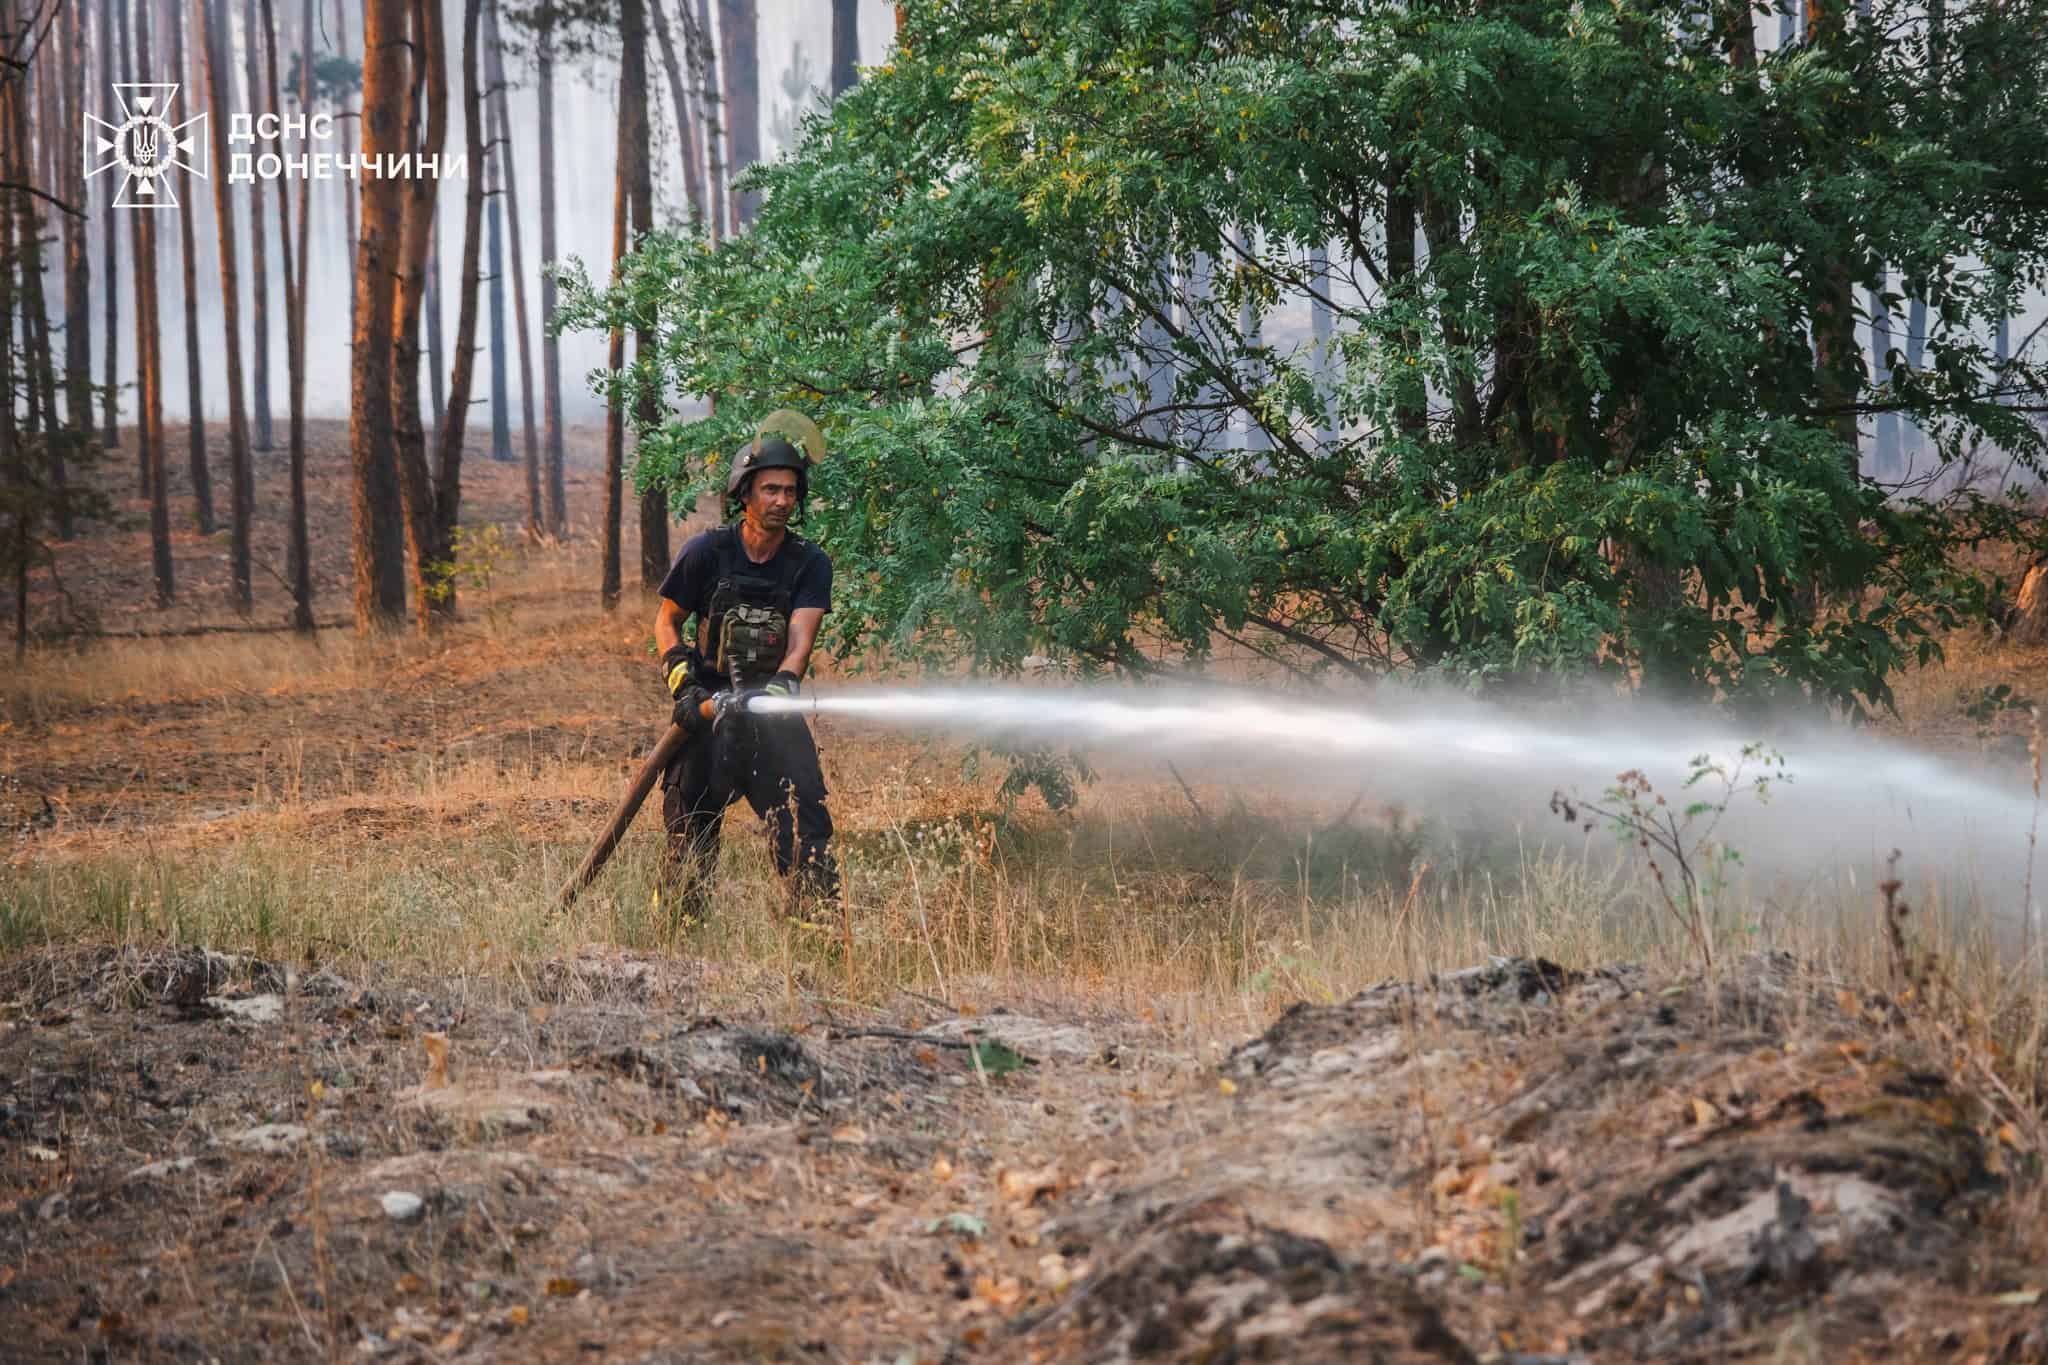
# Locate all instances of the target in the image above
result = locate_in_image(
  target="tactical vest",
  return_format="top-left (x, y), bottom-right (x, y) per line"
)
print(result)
top-left (702, 526), bottom-right (804, 687)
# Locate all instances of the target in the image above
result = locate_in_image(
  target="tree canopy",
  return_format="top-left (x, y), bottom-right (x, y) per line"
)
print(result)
top-left (556, 0), bottom-right (2048, 714)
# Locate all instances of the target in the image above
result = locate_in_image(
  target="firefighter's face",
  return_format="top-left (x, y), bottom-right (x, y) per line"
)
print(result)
top-left (744, 469), bottom-right (800, 530)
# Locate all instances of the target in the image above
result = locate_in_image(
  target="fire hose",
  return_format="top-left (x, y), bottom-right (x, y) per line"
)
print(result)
top-left (554, 692), bottom-right (719, 912)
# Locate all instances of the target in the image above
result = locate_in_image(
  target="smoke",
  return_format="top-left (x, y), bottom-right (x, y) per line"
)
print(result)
top-left (752, 684), bottom-right (2044, 917)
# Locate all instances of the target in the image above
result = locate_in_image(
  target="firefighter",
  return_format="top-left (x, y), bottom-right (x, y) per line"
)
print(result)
top-left (652, 412), bottom-right (838, 919)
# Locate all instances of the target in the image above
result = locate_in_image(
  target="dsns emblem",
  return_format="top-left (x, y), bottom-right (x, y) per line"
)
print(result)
top-left (84, 83), bottom-right (207, 209)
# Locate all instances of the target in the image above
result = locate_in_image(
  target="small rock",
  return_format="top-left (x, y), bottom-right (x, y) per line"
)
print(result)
top-left (125, 1156), bottom-right (199, 1182)
top-left (225, 1123), bottom-right (309, 1154)
top-left (382, 1191), bottom-right (425, 1223)
top-left (207, 993), bottom-right (284, 1024)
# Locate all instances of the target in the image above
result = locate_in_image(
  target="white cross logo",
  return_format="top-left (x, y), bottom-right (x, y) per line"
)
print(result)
top-left (83, 84), bottom-right (208, 209)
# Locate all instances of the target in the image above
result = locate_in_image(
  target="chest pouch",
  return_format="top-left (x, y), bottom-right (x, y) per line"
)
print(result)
top-left (707, 569), bottom-right (792, 687)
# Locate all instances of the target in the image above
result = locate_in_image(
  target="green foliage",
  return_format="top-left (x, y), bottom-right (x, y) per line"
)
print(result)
top-left (424, 523), bottom-right (513, 625)
top-left (556, 0), bottom-right (2048, 713)
top-left (1957, 682), bottom-right (2035, 739)
top-left (283, 51), bottom-right (362, 102)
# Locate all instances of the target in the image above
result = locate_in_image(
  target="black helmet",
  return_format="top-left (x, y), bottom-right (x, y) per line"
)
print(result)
top-left (724, 409), bottom-right (826, 504)
top-left (725, 434), bottom-right (809, 500)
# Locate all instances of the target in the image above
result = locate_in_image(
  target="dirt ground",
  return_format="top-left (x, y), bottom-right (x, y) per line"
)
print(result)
top-left (9, 423), bottom-right (2048, 1361)
top-left (5, 946), bottom-right (2046, 1362)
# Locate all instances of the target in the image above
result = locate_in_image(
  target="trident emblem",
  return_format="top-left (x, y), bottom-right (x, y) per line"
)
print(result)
top-left (83, 84), bottom-right (207, 209)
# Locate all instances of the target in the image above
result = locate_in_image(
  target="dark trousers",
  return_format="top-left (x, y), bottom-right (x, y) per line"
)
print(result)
top-left (659, 713), bottom-right (838, 908)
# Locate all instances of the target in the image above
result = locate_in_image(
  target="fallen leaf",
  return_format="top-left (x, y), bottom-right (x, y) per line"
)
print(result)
top-left (422, 1033), bottom-right (451, 1090)
top-left (830, 1125), bottom-right (867, 1144)
top-left (1217, 1077), bottom-right (1238, 1096)
top-left (972, 1274), bottom-right (1024, 1311)
top-left (1690, 1097), bottom-right (1718, 1126)
top-left (998, 1163), bottom-right (1065, 1206)
top-left (395, 1273), bottom-right (427, 1296)
top-left (545, 1277), bottom-right (582, 1298)
top-left (505, 1305), bottom-right (530, 1327)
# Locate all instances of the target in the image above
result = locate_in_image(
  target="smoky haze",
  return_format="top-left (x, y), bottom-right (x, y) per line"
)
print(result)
top-left (90, 0), bottom-right (898, 426)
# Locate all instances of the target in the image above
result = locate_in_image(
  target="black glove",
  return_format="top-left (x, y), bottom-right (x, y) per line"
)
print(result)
top-left (762, 670), bottom-right (801, 700)
top-left (667, 646), bottom-right (716, 699)
top-left (672, 685), bottom-right (711, 733)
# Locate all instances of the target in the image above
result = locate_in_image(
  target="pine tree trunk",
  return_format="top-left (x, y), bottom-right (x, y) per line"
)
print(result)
top-left (430, 0), bottom-right (485, 610)
top-left (341, 0), bottom-right (359, 332)
top-left (287, 0), bottom-right (314, 604)
top-left (649, 0), bottom-right (704, 224)
top-left (484, 114), bottom-right (511, 464)
top-left (690, 0), bottom-right (726, 242)
top-left (391, 0), bottom-right (446, 633)
top-left (262, 0), bottom-right (313, 631)
top-left (128, 0), bottom-right (173, 600)
top-left (202, 0), bottom-right (256, 612)
top-left (536, 20), bottom-right (566, 535)
top-left (100, 0), bottom-right (121, 452)
top-left (60, 0), bottom-right (91, 495)
top-left (716, 0), bottom-right (756, 227)
top-left (243, 0), bottom-right (274, 452)
top-left (2, 59), bottom-right (18, 652)
top-left (1806, 2), bottom-right (1861, 469)
top-left (2014, 565), bottom-right (2048, 646)
top-left (627, 0), bottom-right (666, 586)
top-left (1870, 281), bottom-right (1898, 475)
top-left (601, 0), bottom-right (643, 609)
top-left (484, 0), bottom-right (540, 533)
top-left (426, 215), bottom-right (444, 436)
top-left (122, 0), bottom-right (150, 499)
top-left (9, 62), bottom-right (61, 507)
top-left (829, 0), bottom-right (857, 95)
top-left (350, 0), bottom-right (410, 630)
top-left (1385, 163), bottom-right (1421, 440)
top-left (173, 0), bottom-right (215, 537)
top-left (1308, 242), bottom-right (1335, 449)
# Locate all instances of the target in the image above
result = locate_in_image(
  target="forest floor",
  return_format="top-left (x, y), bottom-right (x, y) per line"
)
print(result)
top-left (6, 422), bottom-right (2048, 1362)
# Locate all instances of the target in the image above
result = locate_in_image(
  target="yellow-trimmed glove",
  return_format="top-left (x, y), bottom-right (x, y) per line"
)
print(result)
top-left (661, 644), bottom-right (695, 699)
top-left (763, 670), bottom-right (801, 699)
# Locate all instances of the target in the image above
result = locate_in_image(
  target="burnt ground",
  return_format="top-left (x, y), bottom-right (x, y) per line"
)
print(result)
top-left (5, 947), bottom-right (2047, 1362)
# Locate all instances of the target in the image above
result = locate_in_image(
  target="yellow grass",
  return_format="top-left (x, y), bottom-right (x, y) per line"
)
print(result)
top-left (6, 547), bottom-right (2048, 1080)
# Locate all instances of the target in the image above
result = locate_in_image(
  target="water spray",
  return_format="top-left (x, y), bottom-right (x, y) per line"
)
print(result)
top-left (561, 683), bottom-right (2044, 919)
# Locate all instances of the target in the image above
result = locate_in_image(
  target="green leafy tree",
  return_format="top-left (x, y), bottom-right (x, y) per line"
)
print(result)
top-left (556, 0), bottom-right (2048, 714)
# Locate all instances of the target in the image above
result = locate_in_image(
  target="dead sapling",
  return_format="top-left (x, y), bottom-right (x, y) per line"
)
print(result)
top-left (1552, 744), bottom-right (1788, 971)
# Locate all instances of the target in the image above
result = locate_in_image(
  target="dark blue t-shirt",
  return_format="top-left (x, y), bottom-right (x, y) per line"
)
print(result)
top-left (658, 526), bottom-right (833, 629)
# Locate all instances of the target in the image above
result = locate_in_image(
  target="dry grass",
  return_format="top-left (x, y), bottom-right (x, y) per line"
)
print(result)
top-left (8, 538), bottom-right (2048, 1061)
